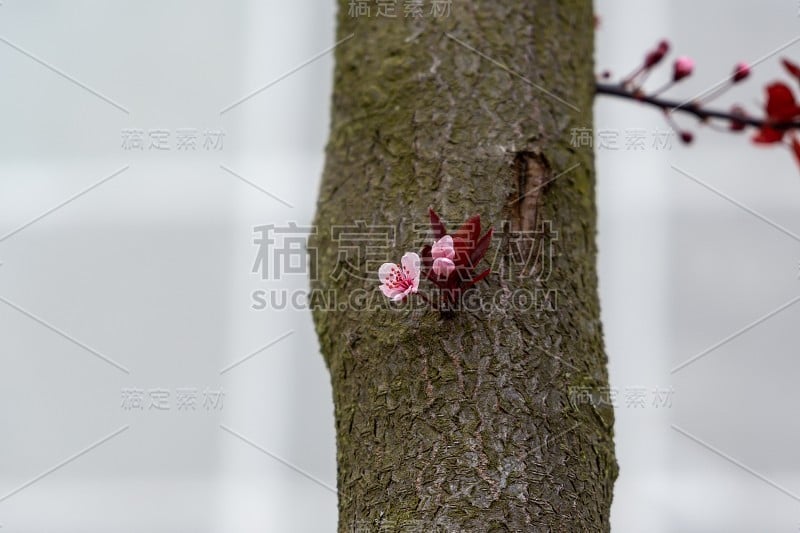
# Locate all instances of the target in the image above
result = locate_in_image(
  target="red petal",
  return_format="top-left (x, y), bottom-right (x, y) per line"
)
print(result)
top-left (753, 126), bottom-right (785, 143)
top-left (429, 208), bottom-right (446, 240)
top-left (783, 58), bottom-right (800, 80)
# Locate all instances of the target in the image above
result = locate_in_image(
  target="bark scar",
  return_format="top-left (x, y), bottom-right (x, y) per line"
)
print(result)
top-left (505, 151), bottom-right (552, 278)
top-left (509, 151), bottom-right (551, 234)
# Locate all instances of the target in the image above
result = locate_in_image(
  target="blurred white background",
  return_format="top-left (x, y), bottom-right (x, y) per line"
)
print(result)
top-left (0, 1), bottom-right (798, 531)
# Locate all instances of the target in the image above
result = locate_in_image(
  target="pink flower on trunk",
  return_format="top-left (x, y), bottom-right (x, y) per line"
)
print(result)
top-left (379, 252), bottom-right (421, 301)
top-left (431, 235), bottom-right (456, 277)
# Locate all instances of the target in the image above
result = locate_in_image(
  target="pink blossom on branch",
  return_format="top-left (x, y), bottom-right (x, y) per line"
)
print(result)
top-left (378, 252), bottom-right (420, 302)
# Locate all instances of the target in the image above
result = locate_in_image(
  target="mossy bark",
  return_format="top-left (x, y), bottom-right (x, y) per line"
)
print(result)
top-left (310, 1), bottom-right (616, 531)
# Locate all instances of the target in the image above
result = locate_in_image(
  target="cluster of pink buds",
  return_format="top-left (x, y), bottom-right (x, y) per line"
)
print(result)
top-left (378, 208), bottom-right (493, 313)
top-left (603, 39), bottom-right (751, 146)
top-left (595, 32), bottom-right (800, 169)
top-left (420, 208), bottom-right (493, 307)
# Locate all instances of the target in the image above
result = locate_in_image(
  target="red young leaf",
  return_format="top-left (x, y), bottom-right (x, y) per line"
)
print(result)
top-left (463, 269), bottom-right (491, 288)
top-left (765, 82), bottom-right (800, 122)
top-left (424, 210), bottom-right (494, 305)
top-left (783, 58), bottom-right (800, 80)
top-left (753, 126), bottom-right (784, 144)
top-left (453, 215), bottom-right (481, 251)
top-left (429, 208), bottom-right (446, 240)
top-left (469, 228), bottom-right (494, 267)
top-left (752, 83), bottom-right (800, 143)
top-left (451, 239), bottom-right (471, 268)
top-left (419, 244), bottom-right (435, 280)
top-left (791, 135), bottom-right (800, 168)
top-left (420, 244), bottom-right (432, 260)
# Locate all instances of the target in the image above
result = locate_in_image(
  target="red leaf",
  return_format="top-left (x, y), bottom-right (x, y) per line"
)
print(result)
top-left (765, 82), bottom-right (800, 122)
top-left (429, 208), bottom-right (446, 240)
top-left (419, 244), bottom-right (435, 280)
top-left (783, 58), bottom-right (800, 80)
top-left (753, 126), bottom-right (784, 143)
top-left (419, 244), bottom-right (433, 269)
top-left (463, 269), bottom-right (491, 288)
top-left (454, 215), bottom-right (481, 250)
top-left (791, 135), bottom-right (800, 169)
top-left (469, 228), bottom-right (494, 267)
top-left (451, 240), bottom-right (471, 268)
top-left (449, 215), bottom-right (480, 269)
top-left (420, 244), bottom-right (432, 260)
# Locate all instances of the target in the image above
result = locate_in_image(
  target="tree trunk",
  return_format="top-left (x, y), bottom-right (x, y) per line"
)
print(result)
top-left (310, 1), bottom-right (616, 531)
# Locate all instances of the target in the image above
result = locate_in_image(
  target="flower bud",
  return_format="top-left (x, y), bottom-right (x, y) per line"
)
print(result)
top-left (673, 56), bottom-right (694, 81)
top-left (729, 105), bottom-right (747, 131)
top-left (733, 62), bottom-right (750, 83)
top-left (432, 257), bottom-right (456, 278)
top-left (644, 39), bottom-right (670, 69)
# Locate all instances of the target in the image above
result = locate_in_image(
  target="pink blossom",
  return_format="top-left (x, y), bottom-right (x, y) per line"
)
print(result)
top-left (379, 252), bottom-right (420, 301)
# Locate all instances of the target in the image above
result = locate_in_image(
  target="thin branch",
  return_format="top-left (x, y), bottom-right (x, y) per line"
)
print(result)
top-left (595, 82), bottom-right (800, 130)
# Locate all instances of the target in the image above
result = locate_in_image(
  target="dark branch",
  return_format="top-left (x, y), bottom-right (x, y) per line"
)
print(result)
top-left (595, 82), bottom-right (800, 131)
